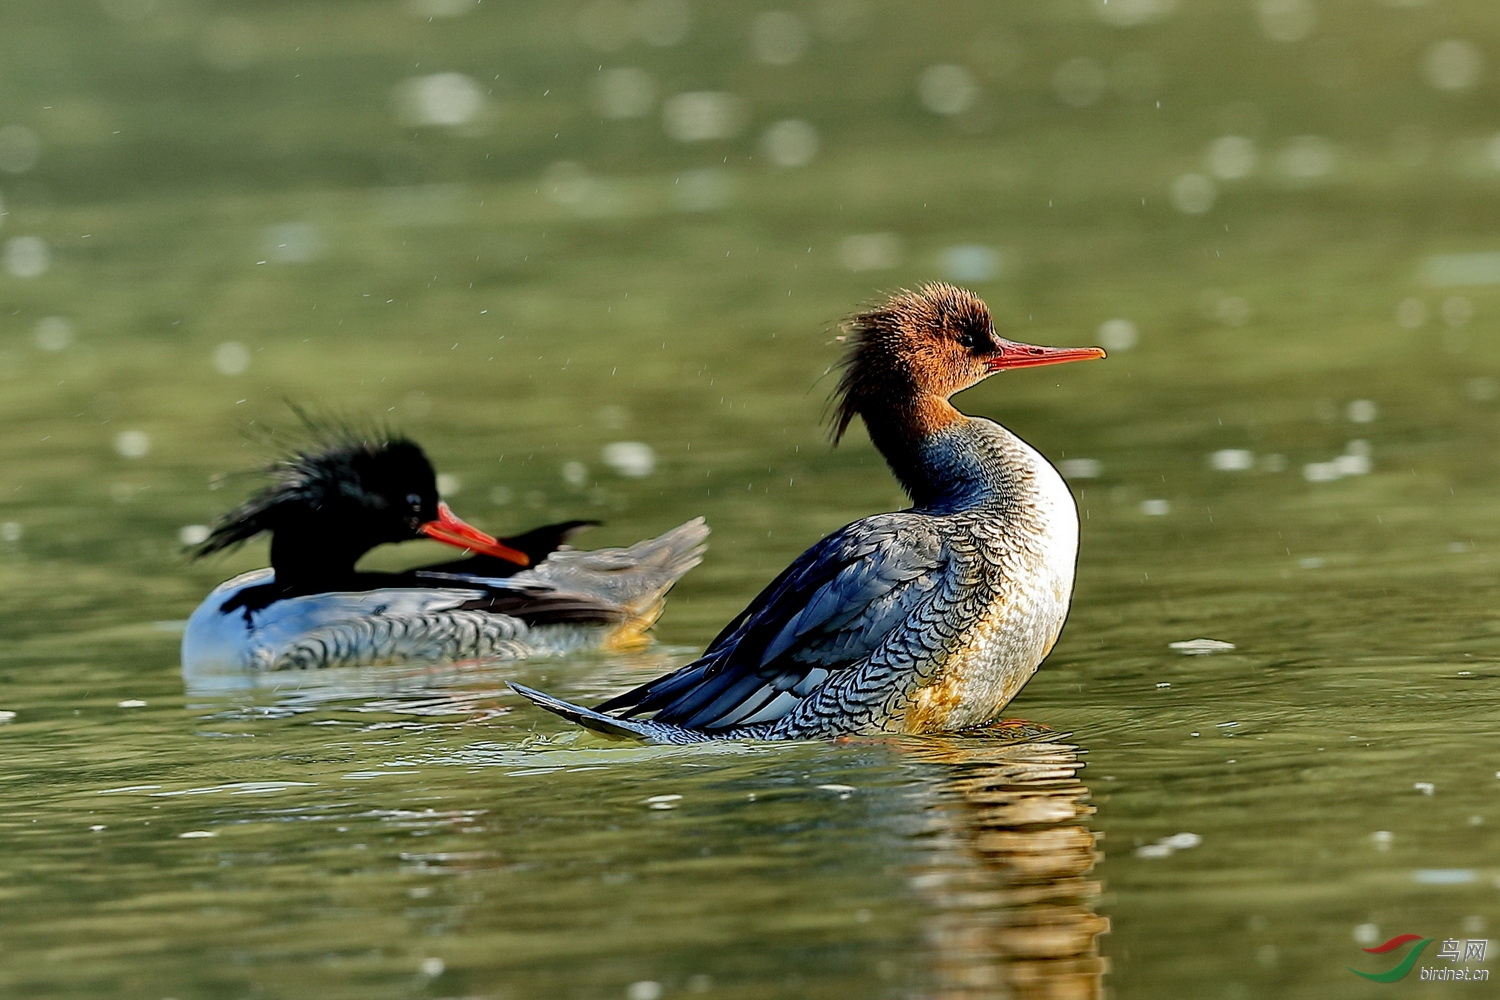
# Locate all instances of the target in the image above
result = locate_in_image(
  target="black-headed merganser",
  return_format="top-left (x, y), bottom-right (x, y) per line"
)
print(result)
top-left (511, 283), bottom-right (1104, 741)
top-left (182, 431), bottom-right (707, 672)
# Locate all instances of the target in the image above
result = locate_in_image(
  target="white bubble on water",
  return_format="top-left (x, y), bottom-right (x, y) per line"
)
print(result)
top-left (1210, 449), bottom-right (1254, 471)
top-left (419, 956), bottom-right (446, 978)
top-left (1161, 832), bottom-right (1202, 850)
top-left (1135, 843), bottom-right (1174, 858)
top-left (839, 233), bottom-right (900, 272)
top-left (0, 125), bottom-right (41, 174)
top-left (1257, 0), bottom-right (1314, 43)
top-left (635, 0), bottom-right (691, 46)
top-left (1096, 318), bottom-right (1138, 352)
top-left (1206, 135), bottom-right (1256, 180)
top-left (1303, 462), bottom-right (1341, 482)
top-left (594, 67), bottom-right (655, 119)
top-left (661, 92), bottom-right (747, 142)
top-left (1276, 135), bottom-right (1338, 182)
top-left (602, 441), bottom-right (655, 477)
top-left (750, 11), bottom-right (809, 65)
top-left (1346, 399), bottom-right (1377, 423)
top-left (1395, 297), bottom-right (1427, 329)
top-left (115, 430), bottom-right (151, 459)
top-left (1353, 923), bottom-right (1380, 945)
top-left (392, 73), bottom-right (486, 128)
top-left (561, 461), bottom-right (589, 487)
top-left (1058, 458), bottom-right (1102, 480)
top-left (939, 244), bottom-right (1001, 283)
top-left (1213, 296), bottom-right (1252, 326)
top-left (1052, 57), bottom-right (1106, 108)
top-left (1334, 453), bottom-right (1371, 476)
top-left (179, 524), bottom-right (211, 546)
top-left (917, 65), bottom-right (978, 116)
top-left (1423, 39), bottom-right (1483, 92)
top-left (405, 0), bottom-right (475, 16)
top-left (1170, 173), bottom-right (1216, 214)
top-left (264, 222), bottom-right (324, 263)
top-left (436, 473), bottom-right (461, 497)
top-left (0, 522), bottom-right (21, 542)
top-left (544, 161), bottom-right (594, 208)
top-left (4, 236), bottom-right (50, 278)
top-left (1140, 498), bottom-right (1170, 516)
top-left (1466, 377), bottom-right (1498, 402)
top-left (212, 341), bottom-right (251, 376)
top-left (761, 120), bottom-right (819, 168)
top-left (626, 982), bottom-right (663, 1000)
top-left (33, 316), bottom-right (75, 351)
top-left (673, 168), bottom-right (735, 212)
top-left (1092, 0), bottom-right (1178, 27)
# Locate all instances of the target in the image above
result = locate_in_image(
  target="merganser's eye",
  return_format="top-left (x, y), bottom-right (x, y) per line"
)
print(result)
top-left (958, 329), bottom-right (987, 352)
top-left (405, 493), bottom-right (422, 510)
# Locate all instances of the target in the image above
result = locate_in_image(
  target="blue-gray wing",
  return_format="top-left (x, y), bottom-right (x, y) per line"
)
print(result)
top-left (597, 514), bottom-right (947, 730)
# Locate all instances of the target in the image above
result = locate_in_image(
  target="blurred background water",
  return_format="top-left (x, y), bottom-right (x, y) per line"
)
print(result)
top-left (2, 0), bottom-right (1499, 997)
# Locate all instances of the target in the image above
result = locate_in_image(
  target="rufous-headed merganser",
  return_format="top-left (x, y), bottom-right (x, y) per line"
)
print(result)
top-left (181, 431), bottom-right (708, 672)
top-left (511, 283), bottom-right (1104, 742)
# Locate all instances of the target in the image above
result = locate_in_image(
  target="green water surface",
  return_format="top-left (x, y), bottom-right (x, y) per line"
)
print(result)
top-left (1, 1), bottom-right (1498, 997)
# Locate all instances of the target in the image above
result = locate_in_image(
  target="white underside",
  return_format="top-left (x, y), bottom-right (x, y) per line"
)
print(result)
top-left (181, 568), bottom-right (502, 674)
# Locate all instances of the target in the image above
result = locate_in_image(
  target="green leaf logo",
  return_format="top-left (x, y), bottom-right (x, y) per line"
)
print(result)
top-left (1347, 935), bottom-right (1434, 982)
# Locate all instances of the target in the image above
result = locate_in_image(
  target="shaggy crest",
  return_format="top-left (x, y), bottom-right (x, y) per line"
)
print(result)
top-left (829, 282), bottom-right (993, 443)
top-left (190, 420), bottom-right (433, 559)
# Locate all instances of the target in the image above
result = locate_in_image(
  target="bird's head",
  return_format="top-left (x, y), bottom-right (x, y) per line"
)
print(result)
top-left (831, 283), bottom-right (1105, 441)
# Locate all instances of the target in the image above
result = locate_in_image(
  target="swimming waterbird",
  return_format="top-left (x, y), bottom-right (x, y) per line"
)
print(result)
top-left (182, 431), bottom-right (707, 672)
top-left (512, 283), bottom-right (1104, 742)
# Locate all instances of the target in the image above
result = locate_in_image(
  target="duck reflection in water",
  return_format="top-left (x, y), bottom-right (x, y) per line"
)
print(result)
top-left (902, 726), bottom-right (1107, 1000)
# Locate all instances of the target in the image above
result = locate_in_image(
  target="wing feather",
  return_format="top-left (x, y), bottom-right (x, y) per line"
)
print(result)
top-left (598, 514), bottom-right (946, 731)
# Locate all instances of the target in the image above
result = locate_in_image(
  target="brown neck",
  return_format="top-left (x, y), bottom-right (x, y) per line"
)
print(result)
top-left (859, 391), bottom-right (967, 444)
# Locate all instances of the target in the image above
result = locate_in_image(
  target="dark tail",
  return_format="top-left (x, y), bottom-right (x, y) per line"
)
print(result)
top-left (508, 683), bottom-right (707, 745)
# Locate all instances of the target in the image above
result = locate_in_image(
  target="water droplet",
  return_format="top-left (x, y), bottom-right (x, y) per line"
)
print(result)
top-left (179, 524), bottom-right (211, 546)
top-left (114, 430), bottom-right (151, 459)
top-left (1058, 458), bottom-right (1102, 479)
top-left (750, 11), bottom-right (809, 65)
top-left (1092, 0), bottom-right (1178, 27)
top-left (603, 441), bottom-right (655, 477)
top-left (635, 0), bottom-right (691, 46)
top-left (661, 92), bottom-right (747, 142)
top-left (392, 73), bottom-right (486, 128)
top-left (1140, 498), bottom-right (1171, 516)
top-left (212, 341), bottom-right (251, 376)
top-left (1257, 0), bottom-right (1315, 43)
top-left (1210, 449), bottom-right (1254, 471)
top-left (1395, 297), bottom-right (1427, 328)
top-left (1423, 39), bottom-right (1483, 92)
top-left (1276, 135), bottom-right (1338, 183)
top-left (561, 461), bottom-right (589, 487)
top-left (419, 957), bottom-right (446, 978)
top-left (839, 233), bottom-right (901, 272)
top-left (1096, 318), bottom-right (1138, 351)
top-left (917, 64), bottom-right (978, 116)
top-left (938, 244), bottom-right (1001, 283)
top-left (1206, 135), bottom-right (1257, 180)
top-left (4, 236), bottom-right (50, 278)
top-left (761, 119), bottom-right (819, 168)
top-left (593, 67), bottom-right (655, 119)
top-left (436, 473), bottom-right (461, 497)
top-left (1346, 399), bottom-right (1377, 423)
top-left (33, 316), bottom-right (75, 351)
top-left (1170, 173), bottom-right (1216, 214)
top-left (0, 125), bottom-right (41, 174)
top-left (626, 982), bottom-right (663, 1000)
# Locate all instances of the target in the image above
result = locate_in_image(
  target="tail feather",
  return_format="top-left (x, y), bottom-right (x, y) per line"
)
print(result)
top-left (512, 518), bottom-right (710, 617)
top-left (508, 683), bottom-right (707, 744)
